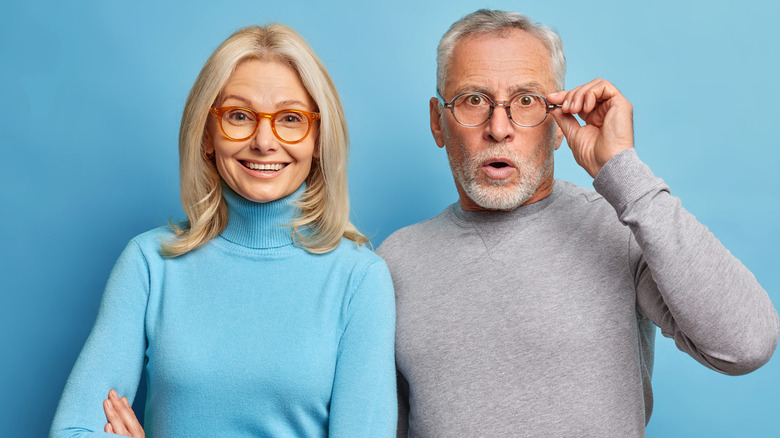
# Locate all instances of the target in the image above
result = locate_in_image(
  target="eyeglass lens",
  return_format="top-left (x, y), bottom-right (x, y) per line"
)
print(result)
top-left (451, 93), bottom-right (548, 127)
top-left (220, 108), bottom-right (312, 142)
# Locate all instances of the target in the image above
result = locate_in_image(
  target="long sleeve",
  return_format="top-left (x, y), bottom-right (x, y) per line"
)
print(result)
top-left (329, 260), bottom-right (397, 437)
top-left (50, 240), bottom-right (149, 438)
top-left (594, 148), bottom-right (779, 375)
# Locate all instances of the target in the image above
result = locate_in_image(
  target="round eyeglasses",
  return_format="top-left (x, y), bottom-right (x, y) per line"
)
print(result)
top-left (440, 92), bottom-right (560, 128)
top-left (209, 107), bottom-right (320, 144)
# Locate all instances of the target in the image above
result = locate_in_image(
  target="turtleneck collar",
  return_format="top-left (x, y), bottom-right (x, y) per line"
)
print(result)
top-left (219, 182), bottom-right (305, 250)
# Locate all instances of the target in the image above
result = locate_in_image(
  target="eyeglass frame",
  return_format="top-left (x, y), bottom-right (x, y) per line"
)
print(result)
top-left (438, 91), bottom-right (561, 128)
top-left (209, 106), bottom-right (320, 144)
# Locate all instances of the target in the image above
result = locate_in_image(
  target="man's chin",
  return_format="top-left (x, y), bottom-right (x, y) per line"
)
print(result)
top-left (482, 176), bottom-right (513, 187)
top-left (467, 183), bottom-right (534, 211)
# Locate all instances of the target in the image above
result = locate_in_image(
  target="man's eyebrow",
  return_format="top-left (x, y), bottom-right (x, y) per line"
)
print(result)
top-left (449, 85), bottom-right (491, 96)
top-left (508, 82), bottom-right (547, 95)
top-left (450, 81), bottom-right (548, 98)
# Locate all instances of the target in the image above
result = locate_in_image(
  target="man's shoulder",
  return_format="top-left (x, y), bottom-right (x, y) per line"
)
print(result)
top-left (554, 179), bottom-right (605, 205)
top-left (551, 179), bottom-right (633, 240)
top-left (551, 179), bottom-right (623, 219)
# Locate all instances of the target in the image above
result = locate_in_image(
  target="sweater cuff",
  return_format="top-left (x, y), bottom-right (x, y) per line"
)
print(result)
top-left (592, 148), bottom-right (667, 215)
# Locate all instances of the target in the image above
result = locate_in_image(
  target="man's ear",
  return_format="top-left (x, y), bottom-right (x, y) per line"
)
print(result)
top-left (553, 122), bottom-right (564, 151)
top-left (429, 97), bottom-right (445, 148)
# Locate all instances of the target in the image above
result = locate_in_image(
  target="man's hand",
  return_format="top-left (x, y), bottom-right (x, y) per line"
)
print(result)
top-left (547, 79), bottom-right (634, 178)
top-left (103, 389), bottom-right (145, 437)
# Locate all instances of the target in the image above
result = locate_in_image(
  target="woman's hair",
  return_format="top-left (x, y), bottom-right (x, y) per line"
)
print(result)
top-left (161, 24), bottom-right (367, 257)
top-left (436, 9), bottom-right (566, 94)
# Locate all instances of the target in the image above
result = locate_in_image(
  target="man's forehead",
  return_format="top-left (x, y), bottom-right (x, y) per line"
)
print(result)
top-left (445, 29), bottom-right (555, 96)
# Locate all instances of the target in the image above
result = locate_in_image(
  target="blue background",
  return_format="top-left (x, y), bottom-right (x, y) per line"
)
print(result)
top-left (2, 1), bottom-right (778, 436)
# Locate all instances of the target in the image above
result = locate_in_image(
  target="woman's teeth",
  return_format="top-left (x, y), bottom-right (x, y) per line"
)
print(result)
top-left (245, 162), bottom-right (286, 171)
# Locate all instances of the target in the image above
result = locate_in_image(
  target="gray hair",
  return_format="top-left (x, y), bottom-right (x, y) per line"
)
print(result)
top-left (436, 9), bottom-right (566, 95)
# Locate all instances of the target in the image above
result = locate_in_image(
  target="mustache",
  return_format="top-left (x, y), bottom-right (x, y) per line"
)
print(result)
top-left (467, 142), bottom-right (524, 166)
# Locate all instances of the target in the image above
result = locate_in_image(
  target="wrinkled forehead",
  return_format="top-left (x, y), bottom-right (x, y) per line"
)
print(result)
top-left (445, 29), bottom-right (556, 98)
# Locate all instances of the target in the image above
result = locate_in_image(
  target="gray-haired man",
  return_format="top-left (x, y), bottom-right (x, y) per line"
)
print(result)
top-left (377, 9), bottom-right (778, 437)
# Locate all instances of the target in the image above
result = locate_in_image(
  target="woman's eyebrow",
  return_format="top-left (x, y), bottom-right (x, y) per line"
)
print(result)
top-left (219, 95), bottom-right (310, 109)
top-left (220, 94), bottom-right (253, 106)
top-left (274, 99), bottom-right (310, 109)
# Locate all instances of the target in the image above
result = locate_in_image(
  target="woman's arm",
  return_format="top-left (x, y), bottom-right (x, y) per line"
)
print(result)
top-left (50, 240), bottom-right (150, 438)
top-left (328, 260), bottom-right (397, 437)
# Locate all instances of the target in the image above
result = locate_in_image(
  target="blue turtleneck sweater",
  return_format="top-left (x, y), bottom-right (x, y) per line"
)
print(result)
top-left (50, 185), bottom-right (397, 437)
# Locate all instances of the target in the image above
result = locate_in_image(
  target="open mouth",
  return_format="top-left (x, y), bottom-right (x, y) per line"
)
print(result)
top-left (480, 158), bottom-right (516, 180)
top-left (483, 158), bottom-right (513, 169)
top-left (242, 161), bottom-right (288, 172)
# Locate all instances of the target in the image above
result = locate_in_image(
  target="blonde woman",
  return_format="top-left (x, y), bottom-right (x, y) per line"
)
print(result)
top-left (50, 24), bottom-right (396, 437)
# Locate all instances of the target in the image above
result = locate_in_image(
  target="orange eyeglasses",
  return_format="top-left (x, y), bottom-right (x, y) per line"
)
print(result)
top-left (210, 107), bottom-right (320, 144)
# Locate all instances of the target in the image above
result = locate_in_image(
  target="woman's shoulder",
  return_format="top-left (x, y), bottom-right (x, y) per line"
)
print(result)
top-left (326, 238), bottom-right (394, 303)
top-left (123, 225), bottom-right (177, 258)
top-left (330, 237), bottom-right (386, 267)
top-left (312, 238), bottom-right (389, 285)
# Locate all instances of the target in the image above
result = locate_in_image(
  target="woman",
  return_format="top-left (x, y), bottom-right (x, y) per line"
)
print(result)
top-left (50, 24), bottom-right (396, 437)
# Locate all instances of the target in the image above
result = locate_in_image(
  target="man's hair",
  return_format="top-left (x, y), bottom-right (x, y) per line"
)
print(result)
top-left (436, 9), bottom-right (566, 95)
top-left (161, 24), bottom-right (367, 257)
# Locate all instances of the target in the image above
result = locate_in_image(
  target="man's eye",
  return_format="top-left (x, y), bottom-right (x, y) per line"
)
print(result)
top-left (519, 96), bottom-right (534, 106)
top-left (466, 95), bottom-right (485, 106)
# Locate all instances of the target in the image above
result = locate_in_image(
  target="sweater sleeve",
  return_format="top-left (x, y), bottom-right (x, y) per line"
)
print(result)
top-left (593, 148), bottom-right (779, 375)
top-left (50, 240), bottom-right (150, 438)
top-left (329, 260), bottom-right (397, 437)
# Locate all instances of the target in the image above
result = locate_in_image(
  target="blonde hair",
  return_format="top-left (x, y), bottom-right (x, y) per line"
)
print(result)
top-left (161, 24), bottom-right (367, 257)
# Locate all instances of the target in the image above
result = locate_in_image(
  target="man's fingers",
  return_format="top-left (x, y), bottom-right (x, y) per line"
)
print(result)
top-left (550, 109), bottom-right (581, 141)
top-left (555, 78), bottom-right (598, 112)
top-left (584, 90), bottom-right (599, 113)
top-left (569, 82), bottom-right (602, 114)
top-left (550, 79), bottom-right (621, 116)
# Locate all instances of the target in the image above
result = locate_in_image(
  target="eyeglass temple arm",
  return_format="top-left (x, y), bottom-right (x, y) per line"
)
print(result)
top-left (436, 91), bottom-right (449, 107)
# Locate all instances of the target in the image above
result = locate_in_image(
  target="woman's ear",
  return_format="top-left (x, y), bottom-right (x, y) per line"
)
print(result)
top-left (202, 127), bottom-right (215, 159)
top-left (312, 131), bottom-right (320, 159)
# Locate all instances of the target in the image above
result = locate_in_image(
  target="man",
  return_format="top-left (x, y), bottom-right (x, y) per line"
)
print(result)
top-left (376, 9), bottom-right (779, 437)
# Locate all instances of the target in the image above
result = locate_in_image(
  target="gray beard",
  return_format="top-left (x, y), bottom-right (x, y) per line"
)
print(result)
top-left (448, 141), bottom-right (554, 210)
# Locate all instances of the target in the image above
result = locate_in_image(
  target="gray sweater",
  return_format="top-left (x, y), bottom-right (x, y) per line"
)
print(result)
top-left (377, 149), bottom-right (778, 437)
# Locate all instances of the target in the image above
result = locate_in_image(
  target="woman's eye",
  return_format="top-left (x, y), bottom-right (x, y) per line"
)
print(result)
top-left (277, 112), bottom-right (304, 123)
top-left (227, 110), bottom-right (254, 123)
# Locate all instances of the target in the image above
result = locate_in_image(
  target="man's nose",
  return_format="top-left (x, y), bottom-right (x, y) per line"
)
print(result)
top-left (485, 105), bottom-right (514, 142)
